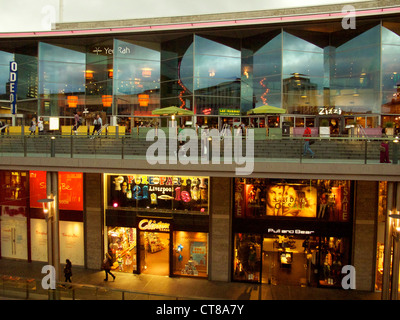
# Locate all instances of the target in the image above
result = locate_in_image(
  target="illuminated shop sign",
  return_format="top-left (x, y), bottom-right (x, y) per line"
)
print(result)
top-left (138, 219), bottom-right (170, 232)
top-left (9, 61), bottom-right (18, 115)
top-left (91, 46), bottom-right (132, 55)
top-left (318, 107), bottom-right (342, 115)
top-left (218, 108), bottom-right (240, 116)
top-left (267, 228), bottom-right (315, 235)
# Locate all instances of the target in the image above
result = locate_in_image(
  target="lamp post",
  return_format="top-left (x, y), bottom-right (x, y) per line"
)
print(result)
top-left (393, 136), bottom-right (399, 165)
top-left (389, 213), bottom-right (400, 300)
top-left (37, 198), bottom-right (54, 267)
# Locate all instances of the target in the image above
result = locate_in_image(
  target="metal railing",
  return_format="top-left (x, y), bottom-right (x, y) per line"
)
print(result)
top-left (0, 274), bottom-right (205, 300)
top-left (0, 131), bottom-right (398, 165)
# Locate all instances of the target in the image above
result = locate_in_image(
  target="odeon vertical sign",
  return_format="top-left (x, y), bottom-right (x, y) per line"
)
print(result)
top-left (9, 61), bottom-right (18, 115)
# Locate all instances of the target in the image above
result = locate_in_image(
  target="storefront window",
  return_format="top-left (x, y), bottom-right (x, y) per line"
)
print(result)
top-left (233, 233), bottom-right (261, 282)
top-left (234, 178), bottom-right (351, 221)
top-left (0, 171), bottom-right (28, 260)
top-left (106, 174), bottom-right (209, 214)
top-left (173, 231), bottom-right (208, 277)
top-left (375, 181), bottom-right (387, 291)
top-left (107, 227), bottom-right (137, 273)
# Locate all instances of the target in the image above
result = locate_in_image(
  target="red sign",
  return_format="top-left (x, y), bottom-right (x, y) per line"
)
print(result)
top-left (29, 171), bottom-right (83, 211)
top-left (58, 172), bottom-right (83, 211)
top-left (29, 171), bottom-right (47, 208)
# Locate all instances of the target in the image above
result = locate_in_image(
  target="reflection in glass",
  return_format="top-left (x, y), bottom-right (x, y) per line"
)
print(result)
top-left (114, 39), bottom-right (160, 117)
top-left (39, 42), bottom-right (85, 117)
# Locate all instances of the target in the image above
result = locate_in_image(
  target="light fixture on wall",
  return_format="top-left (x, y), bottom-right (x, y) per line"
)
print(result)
top-left (85, 70), bottom-right (94, 80)
top-left (138, 94), bottom-right (149, 107)
top-left (67, 96), bottom-right (78, 108)
top-left (102, 95), bottom-right (112, 107)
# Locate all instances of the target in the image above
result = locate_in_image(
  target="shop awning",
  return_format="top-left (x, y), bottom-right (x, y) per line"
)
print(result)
top-left (247, 105), bottom-right (286, 115)
top-left (152, 106), bottom-right (194, 116)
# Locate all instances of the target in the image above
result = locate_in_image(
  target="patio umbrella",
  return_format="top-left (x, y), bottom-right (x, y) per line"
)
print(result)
top-left (152, 106), bottom-right (194, 116)
top-left (247, 105), bottom-right (286, 115)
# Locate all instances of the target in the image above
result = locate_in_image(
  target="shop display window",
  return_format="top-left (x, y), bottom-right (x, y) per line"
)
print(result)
top-left (234, 178), bottom-right (351, 221)
top-left (106, 174), bottom-right (209, 214)
top-left (173, 231), bottom-right (208, 277)
top-left (107, 227), bottom-right (137, 273)
top-left (233, 233), bottom-right (261, 282)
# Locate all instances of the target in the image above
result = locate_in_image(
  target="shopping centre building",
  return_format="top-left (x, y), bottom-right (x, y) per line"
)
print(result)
top-left (0, 0), bottom-right (400, 297)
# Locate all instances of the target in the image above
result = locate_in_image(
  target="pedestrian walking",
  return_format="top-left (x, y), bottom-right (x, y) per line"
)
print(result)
top-left (38, 117), bottom-right (44, 135)
top-left (64, 259), bottom-right (72, 283)
top-left (379, 141), bottom-right (391, 163)
top-left (302, 126), bottom-right (315, 158)
top-left (73, 111), bottom-right (81, 135)
top-left (91, 114), bottom-right (103, 136)
top-left (29, 117), bottom-right (37, 135)
top-left (102, 252), bottom-right (116, 281)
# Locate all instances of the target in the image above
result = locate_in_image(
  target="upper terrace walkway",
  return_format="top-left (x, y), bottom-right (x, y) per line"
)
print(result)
top-left (0, 127), bottom-right (398, 180)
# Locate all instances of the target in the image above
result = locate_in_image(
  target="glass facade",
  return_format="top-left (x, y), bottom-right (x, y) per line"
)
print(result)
top-left (0, 19), bottom-right (399, 130)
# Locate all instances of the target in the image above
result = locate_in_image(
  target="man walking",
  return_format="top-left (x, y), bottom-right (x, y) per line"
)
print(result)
top-left (302, 126), bottom-right (315, 158)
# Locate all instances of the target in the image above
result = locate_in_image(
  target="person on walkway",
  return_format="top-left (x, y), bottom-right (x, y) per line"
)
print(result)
top-left (380, 141), bottom-right (391, 163)
top-left (73, 111), bottom-right (81, 135)
top-left (92, 114), bottom-right (102, 136)
top-left (64, 259), bottom-right (72, 283)
top-left (38, 117), bottom-right (44, 135)
top-left (29, 117), bottom-right (37, 135)
top-left (302, 126), bottom-right (315, 158)
top-left (102, 252), bottom-right (116, 281)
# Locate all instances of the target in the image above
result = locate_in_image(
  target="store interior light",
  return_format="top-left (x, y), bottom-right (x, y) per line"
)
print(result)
top-left (113, 201), bottom-right (119, 208)
top-left (389, 213), bottom-right (400, 232)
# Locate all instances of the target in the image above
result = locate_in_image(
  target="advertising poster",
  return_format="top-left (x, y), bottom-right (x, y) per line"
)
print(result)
top-left (29, 171), bottom-right (83, 211)
top-left (266, 184), bottom-right (317, 217)
top-left (58, 172), bottom-right (83, 211)
top-left (59, 221), bottom-right (84, 266)
top-left (29, 171), bottom-right (47, 208)
top-left (30, 218), bottom-right (48, 262)
top-left (0, 206), bottom-right (28, 260)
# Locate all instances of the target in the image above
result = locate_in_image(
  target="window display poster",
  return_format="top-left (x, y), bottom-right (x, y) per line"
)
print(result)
top-left (108, 174), bottom-right (209, 213)
top-left (190, 242), bottom-right (207, 266)
top-left (29, 171), bottom-right (83, 211)
top-left (0, 206), bottom-right (28, 260)
top-left (30, 218), bottom-right (48, 262)
top-left (266, 184), bottom-right (317, 217)
top-left (29, 171), bottom-right (47, 208)
top-left (58, 172), bottom-right (83, 211)
top-left (59, 221), bottom-right (84, 266)
top-left (0, 171), bottom-right (28, 207)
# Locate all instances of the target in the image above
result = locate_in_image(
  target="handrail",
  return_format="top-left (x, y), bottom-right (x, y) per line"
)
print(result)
top-left (0, 133), bottom-right (398, 164)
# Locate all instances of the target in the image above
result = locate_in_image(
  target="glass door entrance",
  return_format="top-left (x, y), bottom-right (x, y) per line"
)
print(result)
top-left (262, 236), bottom-right (313, 286)
top-left (140, 231), bottom-right (170, 276)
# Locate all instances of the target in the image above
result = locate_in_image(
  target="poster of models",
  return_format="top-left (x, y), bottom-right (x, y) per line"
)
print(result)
top-left (234, 179), bottom-right (351, 221)
top-left (266, 184), bottom-right (317, 217)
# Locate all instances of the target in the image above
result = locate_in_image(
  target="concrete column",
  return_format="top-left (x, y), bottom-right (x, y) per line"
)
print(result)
top-left (209, 177), bottom-right (232, 282)
top-left (353, 181), bottom-right (378, 291)
top-left (84, 173), bottom-right (103, 269)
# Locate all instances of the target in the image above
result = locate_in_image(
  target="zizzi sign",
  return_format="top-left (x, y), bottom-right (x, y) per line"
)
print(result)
top-left (267, 228), bottom-right (315, 235)
top-left (9, 61), bottom-right (18, 115)
top-left (138, 219), bottom-right (170, 232)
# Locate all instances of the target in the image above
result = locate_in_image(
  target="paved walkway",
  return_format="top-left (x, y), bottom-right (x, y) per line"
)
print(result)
top-left (0, 259), bottom-right (381, 300)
